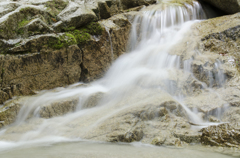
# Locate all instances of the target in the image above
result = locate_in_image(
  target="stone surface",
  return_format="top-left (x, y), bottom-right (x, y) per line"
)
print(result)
top-left (202, 0), bottom-right (240, 14)
top-left (0, 45), bottom-right (82, 104)
top-left (0, 20), bottom-right (132, 104)
top-left (201, 124), bottom-right (240, 148)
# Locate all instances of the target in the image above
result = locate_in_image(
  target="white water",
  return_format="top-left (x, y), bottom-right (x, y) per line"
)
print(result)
top-left (0, 0), bottom-right (229, 153)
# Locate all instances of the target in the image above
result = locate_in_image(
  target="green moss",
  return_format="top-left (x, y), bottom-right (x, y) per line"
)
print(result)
top-left (18, 19), bottom-right (30, 28)
top-left (63, 26), bottom-right (76, 32)
top-left (71, 30), bottom-right (91, 45)
top-left (83, 22), bottom-right (104, 35)
top-left (48, 34), bottom-right (77, 49)
top-left (64, 22), bottom-right (103, 45)
top-left (17, 29), bottom-right (24, 35)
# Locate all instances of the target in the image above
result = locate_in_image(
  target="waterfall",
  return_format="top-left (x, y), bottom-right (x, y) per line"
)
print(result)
top-left (0, 0), bottom-right (228, 150)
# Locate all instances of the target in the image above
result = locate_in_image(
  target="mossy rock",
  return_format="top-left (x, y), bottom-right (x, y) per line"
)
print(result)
top-left (45, 0), bottom-right (68, 17)
top-left (0, 6), bottom-right (55, 39)
top-left (67, 22), bottom-right (104, 45)
top-left (5, 33), bottom-right (77, 54)
top-left (48, 33), bottom-right (77, 50)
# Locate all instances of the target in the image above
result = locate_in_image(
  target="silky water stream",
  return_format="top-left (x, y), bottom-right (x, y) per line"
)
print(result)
top-left (0, 0), bottom-right (236, 157)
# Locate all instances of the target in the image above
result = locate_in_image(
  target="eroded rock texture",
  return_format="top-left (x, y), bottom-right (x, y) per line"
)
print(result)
top-left (201, 124), bottom-right (240, 147)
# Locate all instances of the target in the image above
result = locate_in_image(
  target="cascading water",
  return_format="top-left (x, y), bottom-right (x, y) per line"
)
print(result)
top-left (0, 0), bottom-right (229, 152)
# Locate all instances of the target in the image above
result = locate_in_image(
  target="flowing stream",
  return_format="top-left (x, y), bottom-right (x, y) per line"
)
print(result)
top-left (0, 0), bottom-right (234, 157)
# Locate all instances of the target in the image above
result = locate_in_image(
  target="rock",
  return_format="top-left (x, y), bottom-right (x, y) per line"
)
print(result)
top-left (39, 98), bottom-right (79, 118)
top-left (173, 130), bottom-right (201, 144)
top-left (164, 138), bottom-right (182, 146)
top-left (108, 128), bottom-right (144, 143)
top-left (121, 130), bottom-right (144, 142)
top-left (0, 98), bottom-right (22, 128)
top-left (98, 1), bottom-right (111, 19)
top-left (19, 18), bottom-right (54, 37)
top-left (151, 136), bottom-right (166, 146)
top-left (0, 2), bottom-right (20, 18)
top-left (8, 33), bottom-right (77, 54)
top-left (54, 3), bottom-right (98, 32)
top-left (201, 123), bottom-right (240, 147)
top-left (0, 6), bottom-right (54, 39)
top-left (222, 107), bottom-right (240, 128)
top-left (82, 92), bottom-right (105, 109)
top-left (81, 14), bottom-right (131, 82)
top-left (0, 10), bottom-right (132, 103)
top-left (158, 107), bottom-right (168, 117)
top-left (208, 115), bottom-right (220, 123)
top-left (121, 0), bottom-right (156, 10)
top-left (0, 45), bottom-right (82, 104)
top-left (202, 0), bottom-right (240, 14)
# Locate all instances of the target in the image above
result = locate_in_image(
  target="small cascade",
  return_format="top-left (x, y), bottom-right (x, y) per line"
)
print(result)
top-left (104, 26), bottom-right (114, 61)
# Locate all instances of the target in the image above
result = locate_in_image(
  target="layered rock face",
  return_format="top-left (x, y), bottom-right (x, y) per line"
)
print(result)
top-left (202, 0), bottom-right (240, 14)
top-left (0, 0), bottom-right (153, 104)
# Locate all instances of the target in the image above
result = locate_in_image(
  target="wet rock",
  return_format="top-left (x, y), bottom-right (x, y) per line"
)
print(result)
top-left (173, 130), bottom-right (201, 144)
top-left (108, 129), bottom-right (144, 143)
top-left (0, 45), bottom-right (82, 104)
top-left (158, 107), bottom-right (168, 117)
top-left (0, 2), bottom-right (20, 18)
top-left (0, 6), bottom-right (54, 39)
top-left (54, 5), bottom-right (98, 32)
top-left (161, 101), bottom-right (178, 111)
top-left (151, 136), bottom-right (166, 146)
top-left (8, 33), bottom-right (77, 54)
top-left (201, 123), bottom-right (240, 147)
top-left (82, 92), bottom-right (104, 109)
top-left (0, 98), bottom-right (22, 128)
top-left (208, 115), bottom-right (220, 123)
top-left (81, 14), bottom-right (131, 82)
top-left (164, 138), bottom-right (182, 146)
top-left (222, 107), bottom-right (240, 128)
top-left (202, 0), bottom-right (240, 14)
top-left (121, 130), bottom-right (144, 142)
top-left (121, 0), bottom-right (156, 10)
top-left (98, 1), bottom-right (111, 19)
top-left (20, 18), bottom-right (54, 37)
top-left (44, 0), bottom-right (68, 17)
top-left (39, 98), bottom-right (79, 118)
